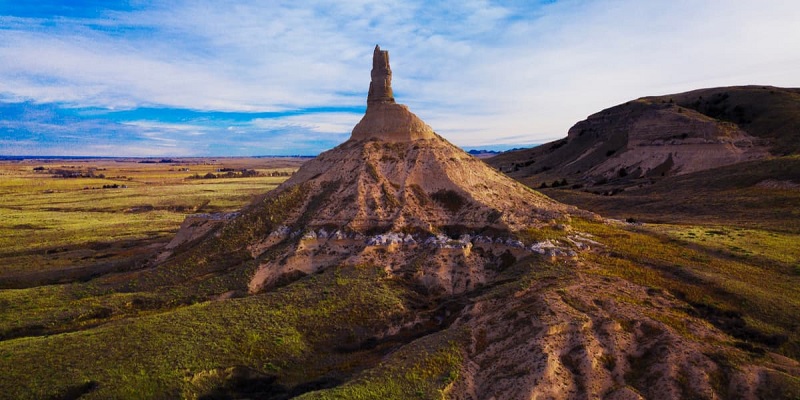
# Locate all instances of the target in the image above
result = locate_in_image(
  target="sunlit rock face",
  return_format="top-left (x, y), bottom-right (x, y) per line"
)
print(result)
top-left (351, 45), bottom-right (435, 142)
top-left (367, 44), bottom-right (394, 105)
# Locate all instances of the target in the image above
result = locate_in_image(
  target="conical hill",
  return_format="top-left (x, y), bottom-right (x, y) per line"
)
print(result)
top-left (273, 45), bottom-right (570, 234)
top-left (148, 45), bottom-right (581, 297)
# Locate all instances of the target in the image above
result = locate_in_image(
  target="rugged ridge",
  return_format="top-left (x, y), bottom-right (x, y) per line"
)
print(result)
top-left (488, 86), bottom-right (800, 189)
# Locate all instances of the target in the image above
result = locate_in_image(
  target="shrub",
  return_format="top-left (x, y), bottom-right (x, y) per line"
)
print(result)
top-left (430, 189), bottom-right (466, 213)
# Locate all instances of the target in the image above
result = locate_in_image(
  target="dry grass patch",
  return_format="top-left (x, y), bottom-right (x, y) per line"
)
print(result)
top-left (573, 218), bottom-right (800, 359)
top-left (0, 158), bottom-right (301, 279)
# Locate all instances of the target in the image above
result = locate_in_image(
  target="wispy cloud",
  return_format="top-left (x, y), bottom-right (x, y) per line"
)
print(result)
top-left (251, 112), bottom-right (363, 134)
top-left (1, 1), bottom-right (799, 156)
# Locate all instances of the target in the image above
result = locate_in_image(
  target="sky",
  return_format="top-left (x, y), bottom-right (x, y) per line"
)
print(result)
top-left (1, 1), bottom-right (799, 157)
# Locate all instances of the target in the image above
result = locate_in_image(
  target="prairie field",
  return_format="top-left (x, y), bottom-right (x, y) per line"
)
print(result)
top-left (0, 157), bottom-right (304, 287)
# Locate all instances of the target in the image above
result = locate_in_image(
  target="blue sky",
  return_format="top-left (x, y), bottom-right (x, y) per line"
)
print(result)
top-left (1, 1), bottom-right (799, 156)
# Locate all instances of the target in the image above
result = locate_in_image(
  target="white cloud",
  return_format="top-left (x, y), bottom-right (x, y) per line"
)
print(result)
top-left (1, 0), bottom-right (799, 154)
top-left (251, 112), bottom-right (363, 134)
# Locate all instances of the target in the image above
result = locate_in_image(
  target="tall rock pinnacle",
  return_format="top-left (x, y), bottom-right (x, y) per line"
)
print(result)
top-left (367, 45), bottom-right (395, 104)
top-left (351, 45), bottom-right (435, 142)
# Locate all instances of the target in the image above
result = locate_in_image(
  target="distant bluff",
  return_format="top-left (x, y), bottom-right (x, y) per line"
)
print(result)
top-left (489, 86), bottom-right (800, 189)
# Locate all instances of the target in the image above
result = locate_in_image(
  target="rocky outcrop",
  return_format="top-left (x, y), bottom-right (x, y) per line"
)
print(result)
top-left (487, 86), bottom-right (800, 189)
top-left (367, 45), bottom-right (394, 104)
top-left (241, 45), bottom-right (579, 294)
top-left (351, 45), bottom-right (435, 142)
top-left (270, 45), bottom-right (570, 233)
top-left (350, 102), bottom-right (436, 142)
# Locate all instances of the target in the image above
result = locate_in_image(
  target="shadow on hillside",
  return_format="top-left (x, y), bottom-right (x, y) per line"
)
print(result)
top-left (199, 366), bottom-right (341, 400)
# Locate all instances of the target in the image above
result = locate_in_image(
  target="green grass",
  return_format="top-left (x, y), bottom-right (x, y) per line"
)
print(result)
top-left (0, 159), bottom-right (297, 278)
top-left (514, 222), bottom-right (571, 243)
top-left (0, 180), bottom-right (314, 341)
top-left (0, 265), bottom-right (407, 399)
top-left (298, 332), bottom-right (465, 400)
top-left (0, 284), bottom-right (162, 340)
top-left (543, 156), bottom-right (800, 233)
top-left (649, 224), bottom-right (800, 269)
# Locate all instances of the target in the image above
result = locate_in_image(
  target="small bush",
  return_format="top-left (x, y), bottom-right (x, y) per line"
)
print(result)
top-left (431, 189), bottom-right (466, 213)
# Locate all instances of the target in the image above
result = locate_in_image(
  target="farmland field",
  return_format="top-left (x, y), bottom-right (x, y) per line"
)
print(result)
top-left (0, 157), bottom-right (305, 287)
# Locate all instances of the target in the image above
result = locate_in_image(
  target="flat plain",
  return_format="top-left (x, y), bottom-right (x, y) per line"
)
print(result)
top-left (0, 157), bottom-right (304, 287)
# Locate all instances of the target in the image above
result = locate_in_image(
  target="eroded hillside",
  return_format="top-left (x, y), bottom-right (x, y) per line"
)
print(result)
top-left (489, 86), bottom-right (800, 188)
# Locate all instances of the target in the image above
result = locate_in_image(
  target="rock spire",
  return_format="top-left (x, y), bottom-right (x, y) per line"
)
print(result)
top-left (350, 45), bottom-right (435, 142)
top-left (367, 45), bottom-right (395, 104)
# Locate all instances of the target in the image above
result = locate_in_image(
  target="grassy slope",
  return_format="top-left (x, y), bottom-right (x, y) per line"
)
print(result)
top-left (0, 183), bottom-right (311, 340)
top-left (543, 156), bottom-right (800, 233)
top-left (3, 216), bottom-right (798, 398)
top-left (650, 225), bottom-right (800, 267)
top-left (0, 237), bottom-right (571, 399)
top-left (297, 330), bottom-right (465, 400)
top-left (0, 265), bottom-right (420, 399)
top-left (574, 218), bottom-right (800, 359)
